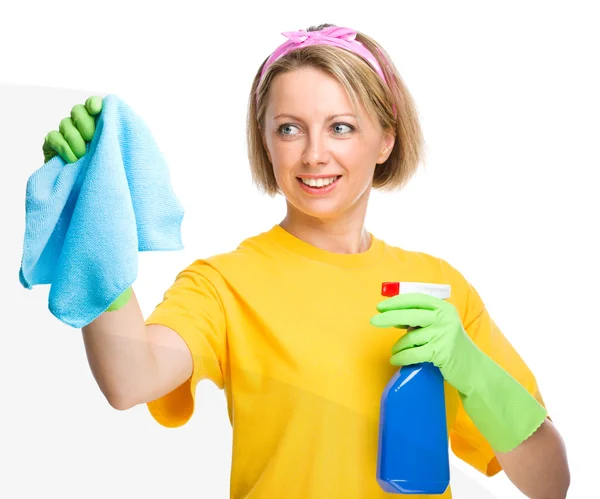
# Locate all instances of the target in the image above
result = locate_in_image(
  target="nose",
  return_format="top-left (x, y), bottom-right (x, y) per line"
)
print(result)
top-left (301, 129), bottom-right (331, 167)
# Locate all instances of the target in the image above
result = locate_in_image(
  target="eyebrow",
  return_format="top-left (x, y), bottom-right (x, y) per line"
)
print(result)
top-left (273, 113), bottom-right (357, 122)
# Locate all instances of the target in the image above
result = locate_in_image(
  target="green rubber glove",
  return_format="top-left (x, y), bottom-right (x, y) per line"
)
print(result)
top-left (370, 292), bottom-right (547, 453)
top-left (106, 287), bottom-right (133, 312)
top-left (42, 96), bottom-right (103, 163)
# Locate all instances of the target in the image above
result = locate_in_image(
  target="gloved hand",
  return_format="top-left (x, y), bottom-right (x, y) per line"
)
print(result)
top-left (42, 96), bottom-right (103, 163)
top-left (42, 95), bottom-right (131, 312)
top-left (370, 292), bottom-right (547, 453)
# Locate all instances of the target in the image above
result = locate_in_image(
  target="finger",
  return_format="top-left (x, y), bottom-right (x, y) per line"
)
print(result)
top-left (58, 117), bottom-right (86, 159)
top-left (42, 134), bottom-right (58, 163)
top-left (370, 308), bottom-right (437, 329)
top-left (71, 104), bottom-right (96, 141)
top-left (391, 327), bottom-right (435, 355)
top-left (85, 95), bottom-right (103, 116)
top-left (376, 292), bottom-right (444, 313)
top-left (390, 344), bottom-right (434, 367)
top-left (43, 130), bottom-right (78, 163)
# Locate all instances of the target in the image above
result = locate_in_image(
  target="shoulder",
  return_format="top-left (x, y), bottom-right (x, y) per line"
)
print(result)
top-left (174, 228), bottom-right (276, 285)
top-left (380, 240), bottom-right (461, 280)
top-left (381, 240), bottom-right (485, 322)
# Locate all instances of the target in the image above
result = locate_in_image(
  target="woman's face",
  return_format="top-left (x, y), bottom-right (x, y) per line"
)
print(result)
top-left (262, 66), bottom-right (394, 224)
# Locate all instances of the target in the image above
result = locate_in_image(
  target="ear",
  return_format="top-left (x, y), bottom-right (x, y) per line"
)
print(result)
top-left (376, 130), bottom-right (395, 165)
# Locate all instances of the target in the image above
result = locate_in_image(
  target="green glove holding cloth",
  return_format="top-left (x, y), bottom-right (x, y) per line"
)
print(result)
top-left (42, 95), bottom-right (131, 313)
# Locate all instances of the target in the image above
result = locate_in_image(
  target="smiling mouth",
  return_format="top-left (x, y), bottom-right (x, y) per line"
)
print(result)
top-left (297, 175), bottom-right (342, 188)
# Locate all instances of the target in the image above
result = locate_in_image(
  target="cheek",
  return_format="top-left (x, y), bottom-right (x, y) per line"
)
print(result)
top-left (338, 145), bottom-right (378, 177)
top-left (270, 143), bottom-right (301, 174)
top-left (268, 136), bottom-right (380, 183)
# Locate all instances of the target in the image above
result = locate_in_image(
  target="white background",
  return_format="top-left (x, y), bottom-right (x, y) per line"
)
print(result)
top-left (1, 1), bottom-right (598, 497)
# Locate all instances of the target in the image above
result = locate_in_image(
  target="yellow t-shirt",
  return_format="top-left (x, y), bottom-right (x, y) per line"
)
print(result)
top-left (145, 225), bottom-right (546, 498)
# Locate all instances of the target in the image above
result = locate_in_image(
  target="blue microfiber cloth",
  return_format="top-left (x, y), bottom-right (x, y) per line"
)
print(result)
top-left (19, 94), bottom-right (184, 328)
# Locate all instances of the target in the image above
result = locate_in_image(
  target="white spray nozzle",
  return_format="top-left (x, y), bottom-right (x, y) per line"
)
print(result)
top-left (381, 282), bottom-right (452, 300)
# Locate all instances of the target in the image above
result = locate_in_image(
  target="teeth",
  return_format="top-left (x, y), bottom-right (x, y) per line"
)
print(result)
top-left (300, 176), bottom-right (338, 187)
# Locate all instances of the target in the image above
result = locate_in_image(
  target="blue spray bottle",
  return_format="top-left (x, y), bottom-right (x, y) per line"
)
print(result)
top-left (376, 281), bottom-right (451, 495)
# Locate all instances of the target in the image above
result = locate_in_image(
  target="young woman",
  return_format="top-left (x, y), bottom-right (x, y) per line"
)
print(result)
top-left (43, 23), bottom-right (569, 499)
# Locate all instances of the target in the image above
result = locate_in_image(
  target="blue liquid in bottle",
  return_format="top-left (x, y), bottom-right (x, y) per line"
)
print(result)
top-left (376, 282), bottom-right (450, 495)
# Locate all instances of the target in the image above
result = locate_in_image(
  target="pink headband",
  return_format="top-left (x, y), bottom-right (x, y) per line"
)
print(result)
top-left (258, 26), bottom-right (388, 90)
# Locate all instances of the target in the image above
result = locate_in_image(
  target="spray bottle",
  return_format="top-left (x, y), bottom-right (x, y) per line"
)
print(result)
top-left (376, 281), bottom-right (451, 495)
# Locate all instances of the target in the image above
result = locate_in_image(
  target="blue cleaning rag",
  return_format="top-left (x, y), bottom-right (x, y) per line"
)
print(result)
top-left (19, 94), bottom-right (184, 328)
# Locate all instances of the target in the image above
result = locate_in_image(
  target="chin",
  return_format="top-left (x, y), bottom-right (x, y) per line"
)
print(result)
top-left (280, 177), bottom-right (369, 221)
top-left (288, 195), bottom-right (351, 221)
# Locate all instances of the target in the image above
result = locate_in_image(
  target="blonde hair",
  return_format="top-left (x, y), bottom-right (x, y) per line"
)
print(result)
top-left (247, 23), bottom-right (425, 196)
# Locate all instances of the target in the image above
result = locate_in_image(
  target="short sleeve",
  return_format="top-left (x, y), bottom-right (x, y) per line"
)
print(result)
top-left (144, 261), bottom-right (228, 428)
top-left (442, 262), bottom-right (548, 476)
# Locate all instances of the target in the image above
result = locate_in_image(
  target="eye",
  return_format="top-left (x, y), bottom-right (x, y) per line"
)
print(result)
top-left (277, 124), bottom-right (300, 136)
top-left (332, 123), bottom-right (354, 134)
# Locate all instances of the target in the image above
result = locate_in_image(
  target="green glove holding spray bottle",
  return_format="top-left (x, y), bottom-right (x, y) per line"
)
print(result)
top-left (370, 292), bottom-right (547, 453)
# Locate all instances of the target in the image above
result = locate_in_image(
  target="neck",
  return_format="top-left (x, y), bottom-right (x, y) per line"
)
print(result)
top-left (280, 204), bottom-right (371, 255)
